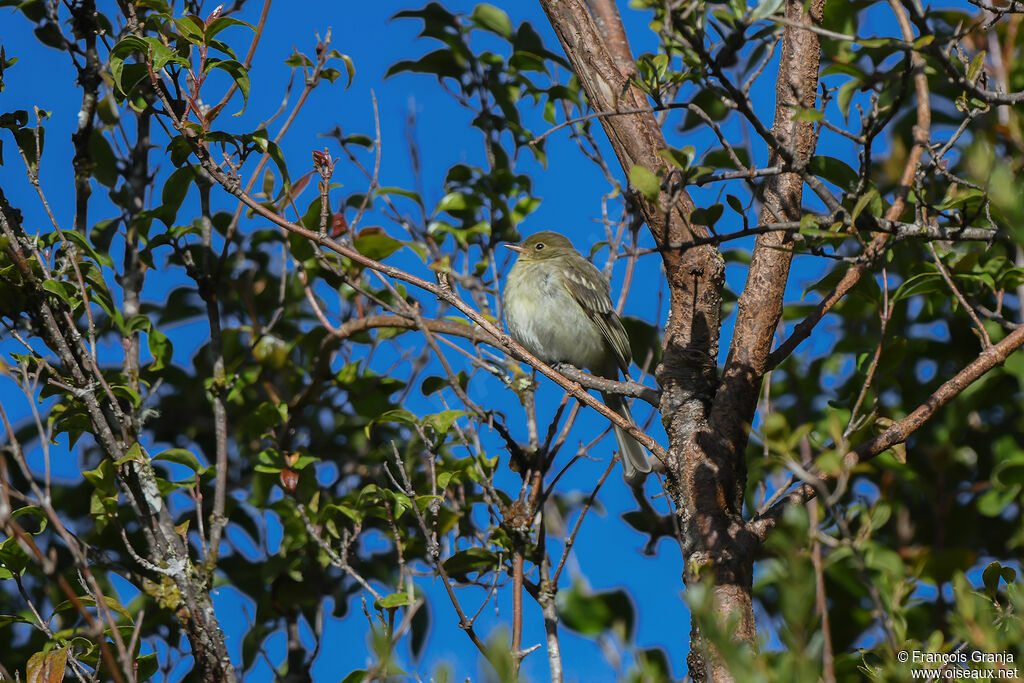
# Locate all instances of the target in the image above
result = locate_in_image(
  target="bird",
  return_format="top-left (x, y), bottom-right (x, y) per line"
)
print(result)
top-left (502, 230), bottom-right (651, 478)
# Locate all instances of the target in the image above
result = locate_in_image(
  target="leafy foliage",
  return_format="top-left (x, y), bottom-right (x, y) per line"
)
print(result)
top-left (1, 0), bottom-right (1023, 681)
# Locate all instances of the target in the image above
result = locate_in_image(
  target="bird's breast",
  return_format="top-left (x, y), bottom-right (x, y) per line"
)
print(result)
top-left (503, 262), bottom-right (608, 371)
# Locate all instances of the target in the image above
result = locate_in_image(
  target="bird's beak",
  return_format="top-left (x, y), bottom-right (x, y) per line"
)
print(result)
top-left (505, 244), bottom-right (528, 254)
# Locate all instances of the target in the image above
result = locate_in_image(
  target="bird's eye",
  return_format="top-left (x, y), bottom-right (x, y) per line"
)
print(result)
top-left (535, 243), bottom-right (545, 250)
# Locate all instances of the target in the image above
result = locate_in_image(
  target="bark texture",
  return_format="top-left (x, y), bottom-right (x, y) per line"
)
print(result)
top-left (539, 1), bottom-right (824, 679)
top-left (0, 193), bottom-right (236, 682)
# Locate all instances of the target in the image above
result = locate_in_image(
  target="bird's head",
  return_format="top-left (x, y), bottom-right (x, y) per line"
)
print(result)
top-left (505, 231), bottom-right (577, 262)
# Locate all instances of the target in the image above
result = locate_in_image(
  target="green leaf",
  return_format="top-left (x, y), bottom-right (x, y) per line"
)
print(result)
top-left (682, 89), bottom-right (729, 130)
top-left (621, 316), bottom-right (662, 367)
top-left (53, 594), bottom-right (133, 621)
top-left (82, 460), bottom-right (117, 495)
top-left (135, 653), bottom-right (159, 681)
top-left (856, 37), bottom-right (892, 49)
top-left (204, 59), bottom-right (250, 115)
top-left (410, 593), bottom-right (430, 659)
top-left (935, 186), bottom-right (985, 212)
top-left (88, 131), bottom-right (118, 187)
top-left (385, 49), bottom-right (465, 80)
top-left (205, 16), bottom-right (255, 41)
top-left (67, 221), bottom-right (115, 266)
top-left (559, 583), bottom-right (615, 636)
top-left (113, 441), bottom-right (144, 465)
top-left (285, 51), bottom-right (313, 68)
top-left (354, 230), bottom-right (403, 261)
top-left (657, 146), bottom-right (695, 169)
top-left (851, 187), bottom-right (880, 222)
top-left (153, 448), bottom-right (205, 475)
top-left (156, 165), bottom-right (196, 227)
top-left (366, 409), bottom-right (418, 437)
top-left (375, 591), bottom-right (412, 609)
top-left (5, 0), bottom-right (45, 22)
top-left (422, 410), bottom-right (469, 436)
top-left (435, 191), bottom-right (470, 213)
top-left (421, 371), bottom-right (468, 395)
top-left (11, 505), bottom-right (47, 534)
top-left (0, 110), bottom-right (29, 129)
top-left (890, 272), bottom-right (942, 304)
top-left (123, 313), bottom-right (152, 335)
top-left (443, 548), bottom-right (498, 577)
top-left (376, 186), bottom-right (423, 206)
top-left (173, 15), bottom-right (205, 45)
top-left (147, 37), bottom-right (188, 71)
top-left (109, 36), bottom-right (150, 93)
top-left (751, 0), bottom-right (785, 21)
top-left (628, 165), bottom-right (660, 201)
top-left (392, 2), bottom-right (458, 26)
top-left (983, 561), bottom-right (1005, 598)
top-left (792, 107), bottom-right (823, 122)
top-left (249, 133), bottom-right (290, 194)
top-left (147, 326), bottom-right (173, 371)
top-left (41, 279), bottom-right (75, 304)
top-left (510, 196), bottom-right (541, 224)
top-left (966, 50), bottom-right (986, 83)
top-left (993, 455), bottom-right (1024, 488)
top-left (807, 155), bottom-right (859, 193)
top-left (726, 194), bottom-right (745, 215)
top-left (13, 125), bottom-right (43, 172)
top-left (471, 4), bottom-right (513, 39)
top-left (690, 203), bottom-right (724, 229)
top-left (331, 50), bottom-right (357, 88)
top-left (0, 536), bottom-right (29, 577)
top-left (0, 614), bottom-right (31, 625)
top-left (134, 0), bottom-right (170, 12)
top-left (837, 79), bottom-right (860, 120)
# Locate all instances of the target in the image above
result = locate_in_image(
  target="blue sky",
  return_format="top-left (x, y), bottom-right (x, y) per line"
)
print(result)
top-left (0, 0), bottom-right (949, 679)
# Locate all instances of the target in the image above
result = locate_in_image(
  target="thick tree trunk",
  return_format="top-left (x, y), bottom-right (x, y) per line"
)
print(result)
top-left (539, 0), bottom-right (824, 679)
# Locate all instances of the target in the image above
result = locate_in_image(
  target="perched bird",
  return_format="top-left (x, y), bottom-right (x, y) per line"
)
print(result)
top-left (502, 230), bottom-right (651, 478)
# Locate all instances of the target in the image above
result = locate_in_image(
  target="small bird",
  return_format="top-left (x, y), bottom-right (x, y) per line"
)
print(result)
top-left (502, 231), bottom-right (651, 478)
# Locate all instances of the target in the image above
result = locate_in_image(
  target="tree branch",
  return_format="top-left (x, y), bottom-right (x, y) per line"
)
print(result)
top-left (584, 0), bottom-right (637, 78)
top-left (710, 0), bottom-right (824, 506)
top-left (69, 0), bottom-right (101, 235)
top-left (153, 90), bottom-right (668, 460)
top-left (0, 190), bottom-right (236, 682)
top-left (749, 322), bottom-right (1024, 540)
top-left (766, 0), bottom-right (932, 370)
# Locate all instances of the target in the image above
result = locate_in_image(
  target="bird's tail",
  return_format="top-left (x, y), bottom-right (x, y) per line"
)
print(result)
top-left (601, 392), bottom-right (652, 479)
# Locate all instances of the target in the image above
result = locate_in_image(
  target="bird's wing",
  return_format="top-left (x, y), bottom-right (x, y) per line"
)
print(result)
top-left (561, 258), bottom-right (632, 373)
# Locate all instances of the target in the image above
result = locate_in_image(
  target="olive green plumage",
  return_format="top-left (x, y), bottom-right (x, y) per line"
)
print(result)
top-left (502, 231), bottom-right (651, 478)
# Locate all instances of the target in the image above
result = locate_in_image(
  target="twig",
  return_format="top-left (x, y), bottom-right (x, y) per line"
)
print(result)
top-left (751, 321), bottom-right (1024, 539)
top-left (349, 91), bottom-right (382, 233)
top-left (766, 0), bottom-right (932, 370)
top-left (208, 0), bottom-right (272, 123)
top-left (296, 504), bottom-right (383, 602)
top-left (844, 270), bottom-right (890, 439)
top-left (154, 79), bottom-right (670, 461)
top-left (552, 459), bottom-right (616, 585)
top-left (386, 445), bottom-right (495, 662)
top-left (928, 242), bottom-right (992, 348)
top-left (809, 500), bottom-right (836, 683)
